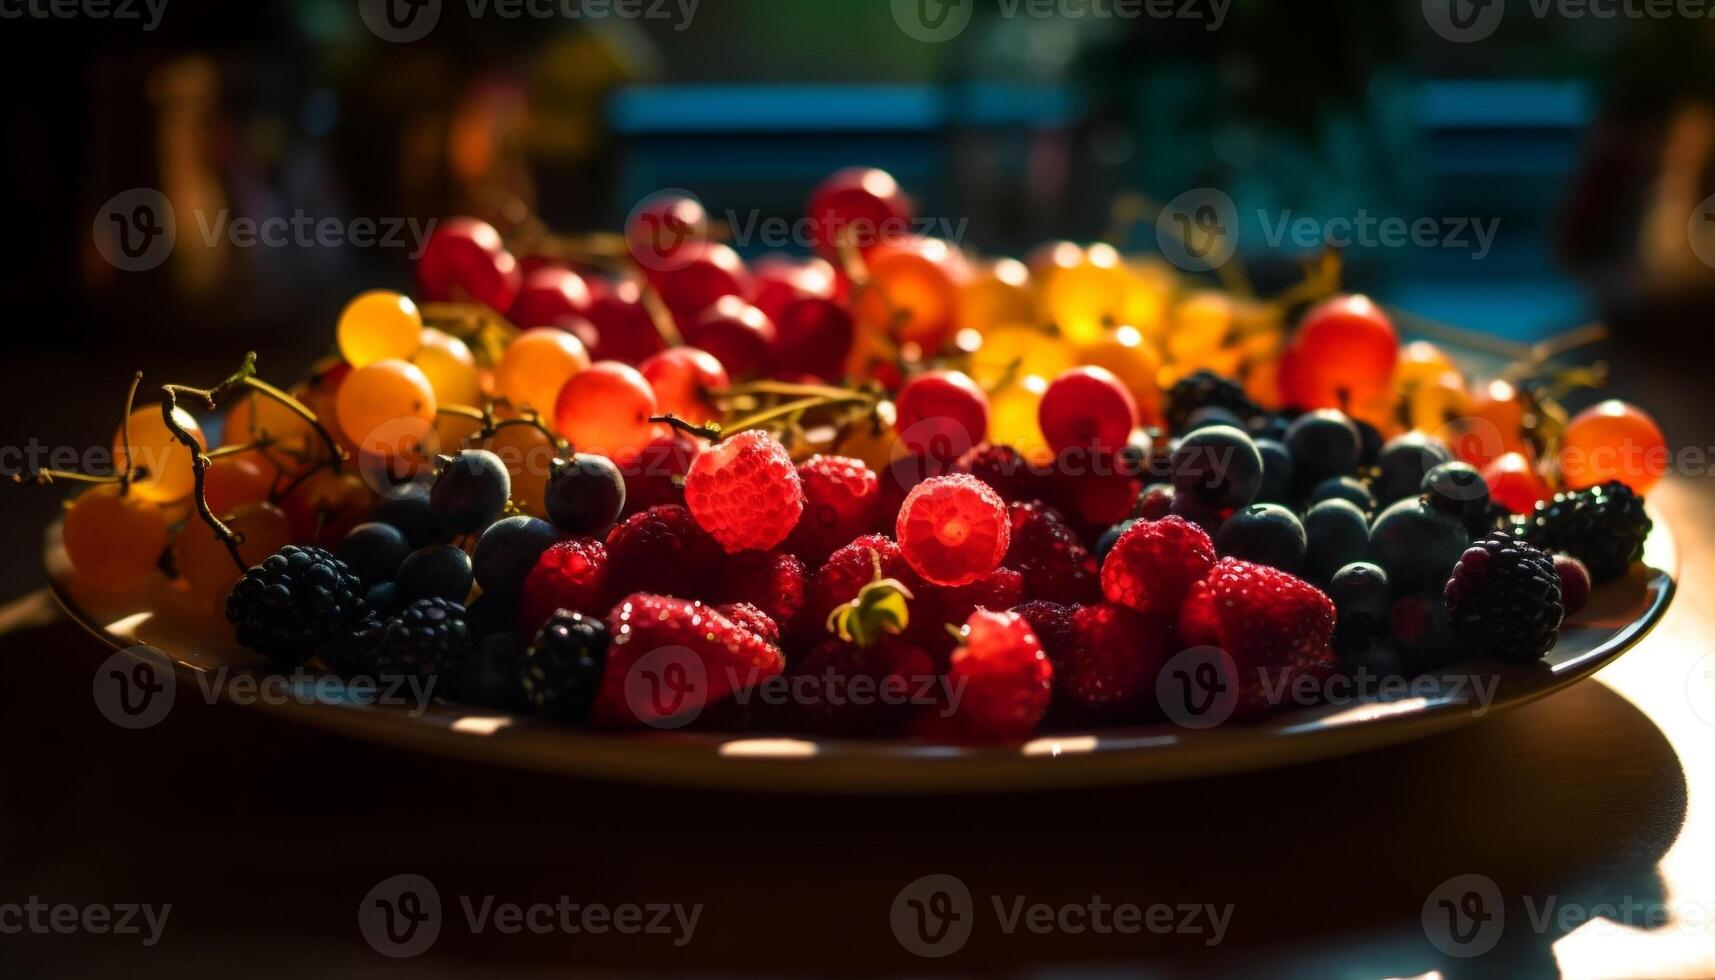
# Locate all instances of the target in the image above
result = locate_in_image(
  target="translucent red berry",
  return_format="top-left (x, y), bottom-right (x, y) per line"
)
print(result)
top-left (1004, 501), bottom-right (1101, 605)
top-left (1100, 515), bottom-right (1217, 616)
top-left (603, 503), bottom-right (723, 599)
top-left (517, 537), bottom-right (609, 637)
top-left (942, 609), bottom-right (1051, 742)
top-left (684, 429), bottom-right (805, 553)
top-left (1039, 366), bottom-right (1138, 455)
top-left (1060, 603), bottom-right (1174, 721)
top-left (895, 474), bottom-right (1011, 587)
top-left (786, 454), bottom-right (882, 565)
top-left (895, 370), bottom-right (989, 463)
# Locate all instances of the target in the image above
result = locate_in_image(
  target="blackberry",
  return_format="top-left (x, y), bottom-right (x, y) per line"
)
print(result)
top-left (374, 598), bottom-right (473, 685)
top-left (1165, 370), bottom-right (1262, 434)
top-left (226, 546), bottom-right (367, 664)
top-left (523, 611), bottom-right (608, 723)
top-left (325, 606), bottom-right (387, 676)
top-left (1444, 532), bottom-right (1565, 662)
top-left (1511, 480), bottom-right (1651, 584)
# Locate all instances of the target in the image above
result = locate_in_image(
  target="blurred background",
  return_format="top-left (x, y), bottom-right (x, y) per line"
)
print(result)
top-left (1, 0), bottom-right (1713, 587)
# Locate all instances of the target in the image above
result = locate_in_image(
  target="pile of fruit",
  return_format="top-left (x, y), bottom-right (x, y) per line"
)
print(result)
top-left (36, 167), bottom-right (1667, 742)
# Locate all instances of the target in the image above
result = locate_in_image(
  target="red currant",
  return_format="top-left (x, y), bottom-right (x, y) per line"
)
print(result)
top-left (416, 217), bottom-right (521, 311)
top-left (685, 296), bottom-right (776, 380)
top-left (1288, 294), bottom-right (1398, 409)
top-left (895, 370), bottom-right (989, 463)
top-left (806, 166), bottom-right (913, 260)
top-left (1038, 366), bottom-right (1138, 455)
top-left (509, 266), bottom-right (593, 331)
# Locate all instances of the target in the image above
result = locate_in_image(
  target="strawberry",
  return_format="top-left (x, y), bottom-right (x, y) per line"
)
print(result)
top-left (1059, 603), bottom-right (1174, 721)
top-left (594, 593), bottom-right (785, 728)
top-left (1004, 501), bottom-right (1101, 605)
top-left (785, 454), bottom-right (882, 565)
top-left (1176, 558), bottom-right (1338, 719)
top-left (1101, 515), bottom-right (1217, 616)
top-left (684, 429), bottom-right (805, 553)
top-left (936, 609), bottom-right (1052, 743)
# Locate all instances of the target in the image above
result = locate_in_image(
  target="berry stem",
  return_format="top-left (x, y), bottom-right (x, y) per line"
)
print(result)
top-left (117, 370), bottom-right (142, 496)
top-left (651, 414), bottom-right (723, 441)
top-left (238, 375), bottom-right (344, 473)
top-left (714, 380), bottom-right (871, 402)
top-left (634, 272), bottom-right (685, 349)
top-left (160, 385), bottom-right (246, 573)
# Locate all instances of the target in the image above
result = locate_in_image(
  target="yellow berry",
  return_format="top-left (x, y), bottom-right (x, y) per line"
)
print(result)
top-left (337, 290), bottom-right (423, 368)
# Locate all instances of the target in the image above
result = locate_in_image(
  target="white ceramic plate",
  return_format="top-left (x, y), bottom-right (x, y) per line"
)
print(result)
top-left (45, 514), bottom-right (1676, 793)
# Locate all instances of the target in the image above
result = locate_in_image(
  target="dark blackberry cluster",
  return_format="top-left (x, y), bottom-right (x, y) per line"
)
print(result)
top-left (523, 611), bottom-right (608, 723)
top-left (226, 546), bottom-right (367, 664)
top-left (1444, 532), bottom-right (1565, 662)
top-left (374, 598), bottom-right (473, 683)
top-left (1165, 370), bottom-right (1263, 433)
top-left (1510, 480), bottom-right (1651, 584)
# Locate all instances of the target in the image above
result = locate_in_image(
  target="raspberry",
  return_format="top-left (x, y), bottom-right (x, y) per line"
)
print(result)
top-left (788, 635), bottom-right (935, 736)
top-left (684, 429), bottom-right (805, 553)
top-left (1005, 501), bottom-right (1100, 605)
top-left (1444, 532), bottom-right (1565, 662)
top-left (712, 550), bottom-right (808, 635)
top-left (908, 566), bottom-right (1025, 666)
top-left (595, 594), bottom-right (786, 728)
top-left (524, 610), bottom-right (608, 722)
top-left (1101, 516), bottom-right (1217, 616)
top-left (715, 602), bottom-right (781, 647)
top-left (619, 431), bottom-right (699, 517)
top-left (517, 537), bottom-right (608, 638)
top-left (1177, 558), bottom-right (1337, 719)
top-left (1060, 603), bottom-right (1174, 721)
top-left (227, 545), bottom-right (368, 664)
top-left (895, 474), bottom-right (1011, 587)
top-left (785, 454), bottom-right (881, 565)
top-left (807, 534), bottom-right (919, 633)
top-left (940, 609), bottom-right (1051, 743)
top-left (956, 444), bottom-right (1048, 503)
top-left (603, 504), bottom-right (723, 600)
top-left (1010, 600), bottom-right (1078, 665)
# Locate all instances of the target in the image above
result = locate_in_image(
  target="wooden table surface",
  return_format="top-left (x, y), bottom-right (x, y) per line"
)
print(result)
top-left (1, 346), bottom-right (1711, 979)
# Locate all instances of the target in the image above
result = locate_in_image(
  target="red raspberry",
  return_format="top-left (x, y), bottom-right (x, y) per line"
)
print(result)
top-left (895, 474), bottom-right (1011, 587)
top-left (603, 504), bottom-right (723, 600)
top-left (788, 635), bottom-right (936, 736)
top-left (1177, 557), bottom-right (1337, 719)
top-left (713, 550), bottom-right (807, 634)
top-left (619, 431), bottom-right (699, 517)
top-left (1101, 515), bottom-right (1217, 616)
top-left (1010, 599), bottom-right (1078, 665)
top-left (1060, 603), bottom-right (1174, 721)
top-left (908, 566), bottom-right (1025, 665)
top-left (1137, 483), bottom-right (1174, 520)
top-left (1005, 501), bottom-right (1100, 605)
top-left (595, 593), bottom-right (785, 728)
top-left (940, 609), bottom-right (1051, 743)
top-left (684, 429), bottom-right (805, 553)
top-left (956, 443), bottom-right (1048, 503)
top-left (714, 602), bottom-right (780, 647)
top-left (517, 537), bottom-right (609, 638)
top-left (806, 534), bottom-right (919, 631)
top-left (785, 454), bottom-right (881, 565)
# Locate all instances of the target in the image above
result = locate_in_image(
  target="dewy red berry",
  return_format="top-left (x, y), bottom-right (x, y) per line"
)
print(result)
top-left (895, 474), bottom-right (1011, 587)
top-left (517, 536), bottom-right (609, 638)
top-left (942, 609), bottom-right (1052, 743)
top-left (1177, 558), bottom-right (1338, 719)
top-left (684, 428), bottom-right (805, 553)
top-left (595, 593), bottom-right (784, 728)
top-left (808, 534), bottom-right (920, 630)
top-left (895, 369), bottom-right (990, 463)
top-left (1039, 366), bottom-right (1138, 455)
top-left (603, 503), bottom-right (723, 599)
top-left (713, 550), bottom-right (808, 635)
top-left (1101, 515), bottom-right (1217, 616)
top-left (1005, 501), bottom-right (1100, 605)
top-left (786, 454), bottom-right (882, 565)
top-left (1061, 603), bottom-right (1174, 721)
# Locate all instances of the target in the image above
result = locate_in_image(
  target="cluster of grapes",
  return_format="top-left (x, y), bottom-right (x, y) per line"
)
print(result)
top-left (32, 166), bottom-right (1669, 741)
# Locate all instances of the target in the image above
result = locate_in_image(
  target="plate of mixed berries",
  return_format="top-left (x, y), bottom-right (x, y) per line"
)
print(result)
top-left (37, 169), bottom-right (1675, 791)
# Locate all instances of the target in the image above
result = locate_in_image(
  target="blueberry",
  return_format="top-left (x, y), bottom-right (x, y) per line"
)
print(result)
top-left (1215, 503), bottom-right (1306, 572)
top-left (1183, 406), bottom-right (1244, 432)
top-left (430, 450), bottom-right (512, 535)
top-left (397, 544), bottom-right (474, 604)
top-left (473, 516), bottom-right (561, 602)
top-left (369, 494), bottom-right (442, 548)
top-left (1284, 409), bottom-right (1361, 486)
top-left (1303, 499), bottom-right (1371, 584)
top-left (1373, 432), bottom-right (1454, 504)
top-left (1095, 519), bottom-right (1139, 563)
top-left (338, 522), bottom-right (412, 586)
top-left (1254, 438), bottom-right (1295, 505)
top-left (1367, 498), bottom-right (1470, 595)
top-left (1421, 461), bottom-right (1491, 536)
top-left (1328, 561), bottom-right (1391, 627)
top-left (365, 580), bottom-right (405, 616)
top-left (1308, 476), bottom-right (1374, 514)
top-left (1353, 418), bottom-right (1384, 467)
top-left (457, 631), bottom-right (529, 711)
top-left (544, 453), bottom-right (626, 536)
top-left (1170, 425), bottom-right (1264, 510)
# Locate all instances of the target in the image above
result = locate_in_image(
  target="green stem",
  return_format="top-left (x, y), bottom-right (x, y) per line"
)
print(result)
top-left (239, 375), bottom-right (343, 472)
